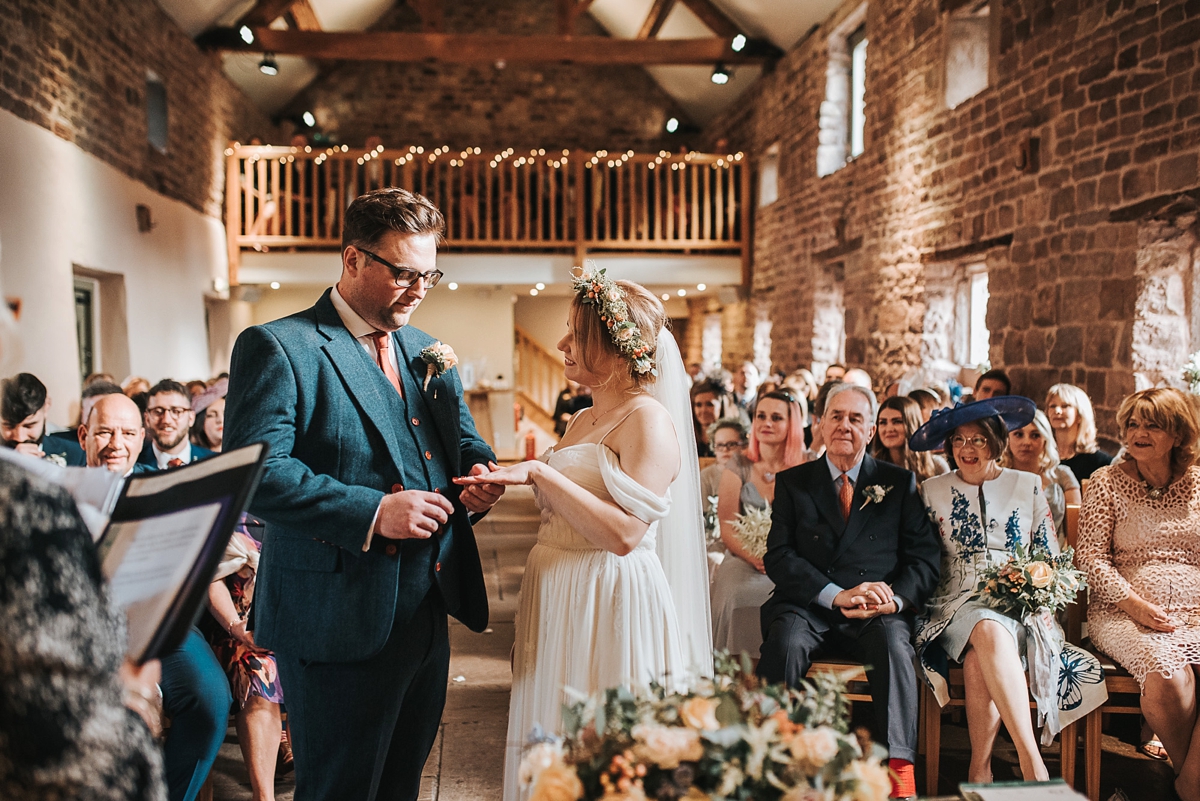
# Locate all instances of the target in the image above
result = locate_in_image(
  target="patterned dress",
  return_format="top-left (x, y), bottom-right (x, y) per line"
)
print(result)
top-left (1076, 464), bottom-right (1200, 686)
top-left (0, 460), bottom-right (165, 800)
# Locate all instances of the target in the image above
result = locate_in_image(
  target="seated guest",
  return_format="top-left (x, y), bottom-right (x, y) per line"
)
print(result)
top-left (700, 417), bottom-right (749, 573)
top-left (1077, 387), bottom-right (1200, 801)
top-left (732, 360), bottom-right (761, 412)
top-left (185, 380), bottom-right (208, 399)
top-left (1, 372), bottom-right (85, 465)
top-left (1046, 383), bottom-right (1112, 482)
top-left (139, 380), bottom-right (214, 469)
top-left (911, 397), bottom-right (1104, 784)
top-left (206, 515), bottom-right (289, 799)
top-left (824, 363), bottom-right (847, 383)
top-left (711, 392), bottom-right (806, 658)
top-left (691, 379), bottom-right (738, 457)
top-left (806, 379), bottom-right (844, 457)
top-left (82, 394), bottom-right (233, 801)
top-left (758, 383), bottom-right (941, 800)
top-left (84, 371), bottom-right (116, 387)
top-left (973, 368), bottom-right (1012, 400)
top-left (870, 395), bottom-right (948, 485)
top-left (123, 376), bottom-right (151, 398)
top-left (190, 379), bottom-right (227, 453)
top-left (908, 387), bottom-right (941, 424)
top-left (843, 367), bottom-right (873, 389)
top-left (1001, 410), bottom-right (1081, 543)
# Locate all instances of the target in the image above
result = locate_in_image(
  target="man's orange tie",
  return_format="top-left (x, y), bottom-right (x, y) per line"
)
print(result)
top-left (839, 474), bottom-right (853, 521)
top-left (368, 331), bottom-right (404, 398)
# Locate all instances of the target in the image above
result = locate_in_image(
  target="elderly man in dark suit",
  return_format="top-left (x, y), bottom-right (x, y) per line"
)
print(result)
top-left (224, 188), bottom-right (504, 801)
top-left (758, 382), bottom-right (940, 801)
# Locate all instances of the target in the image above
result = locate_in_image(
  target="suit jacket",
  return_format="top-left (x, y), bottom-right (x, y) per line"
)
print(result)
top-left (35, 433), bottom-right (86, 467)
top-left (136, 441), bottom-right (214, 468)
top-left (762, 453), bottom-right (940, 627)
top-left (223, 289), bottom-right (494, 663)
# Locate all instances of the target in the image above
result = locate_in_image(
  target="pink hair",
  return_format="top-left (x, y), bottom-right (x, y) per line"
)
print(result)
top-left (746, 393), bottom-right (806, 468)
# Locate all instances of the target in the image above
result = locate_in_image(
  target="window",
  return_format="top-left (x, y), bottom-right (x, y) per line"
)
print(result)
top-left (945, 2), bottom-right (990, 109)
top-left (758, 143), bottom-right (780, 207)
top-left (968, 268), bottom-right (990, 366)
top-left (73, 277), bottom-right (98, 381)
top-left (812, 262), bottom-right (846, 373)
top-left (146, 72), bottom-right (168, 153)
top-left (816, 4), bottom-right (868, 177)
top-left (922, 261), bottom-right (989, 368)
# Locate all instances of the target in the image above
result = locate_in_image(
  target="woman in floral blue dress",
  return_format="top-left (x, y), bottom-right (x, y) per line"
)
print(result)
top-left (207, 516), bottom-right (288, 801)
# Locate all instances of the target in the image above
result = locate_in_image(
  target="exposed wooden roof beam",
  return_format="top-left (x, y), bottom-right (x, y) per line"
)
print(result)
top-left (285, 0), bottom-right (321, 32)
top-left (237, 0), bottom-right (297, 28)
top-left (677, 0), bottom-right (739, 39)
top-left (217, 29), bottom-right (766, 64)
top-left (637, 0), bottom-right (677, 39)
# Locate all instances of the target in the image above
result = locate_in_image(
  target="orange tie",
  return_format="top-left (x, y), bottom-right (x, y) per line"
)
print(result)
top-left (367, 331), bottom-right (404, 398)
top-left (839, 474), bottom-right (854, 521)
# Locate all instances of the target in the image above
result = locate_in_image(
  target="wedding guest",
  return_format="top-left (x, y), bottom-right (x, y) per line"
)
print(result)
top-left (700, 418), bottom-right (749, 578)
top-left (910, 397), bottom-right (1104, 784)
top-left (843, 367), bottom-right (873, 389)
top-left (138, 380), bottom-right (214, 469)
top-left (711, 391), bottom-right (806, 659)
top-left (552, 381), bottom-right (578, 438)
top-left (784, 368), bottom-right (819, 406)
top-left (687, 362), bottom-right (703, 384)
top-left (1, 372), bottom-right (85, 465)
top-left (84, 371), bottom-right (116, 387)
top-left (185, 379), bottom-right (208, 398)
top-left (909, 388), bottom-right (941, 423)
top-left (732, 360), bottom-right (760, 412)
top-left (1000, 410), bottom-right (1081, 543)
top-left (1046, 383), bottom-right (1112, 482)
top-left (825, 363), bottom-right (847, 383)
top-left (1077, 387), bottom-right (1200, 801)
top-left (869, 395), bottom-right (948, 486)
top-left (206, 516), bottom-right (289, 800)
top-left (974, 369), bottom-right (1011, 401)
top-left (190, 379), bottom-right (227, 453)
top-left (123, 376), bottom-right (151, 398)
top-left (758, 383), bottom-right (941, 800)
top-left (691, 379), bottom-right (737, 457)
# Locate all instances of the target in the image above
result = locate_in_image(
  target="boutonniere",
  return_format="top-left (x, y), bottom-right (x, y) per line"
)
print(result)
top-left (44, 453), bottom-right (67, 468)
top-left (419, 342), bottom-right (458, 391)
top-left (859, 484), bottom-right (893, 510)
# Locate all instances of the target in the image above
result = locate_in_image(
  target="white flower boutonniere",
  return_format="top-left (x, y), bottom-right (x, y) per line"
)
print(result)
top-left (419, 342), bottom-right (459, 391)
top-left (44, 453), bottom-right (67, 468)
top-left (859, 484), bottom-right (892, 510)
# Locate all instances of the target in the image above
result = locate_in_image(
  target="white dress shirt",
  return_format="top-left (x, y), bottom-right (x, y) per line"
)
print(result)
top-left (152, 440), bottom-right (193, 470)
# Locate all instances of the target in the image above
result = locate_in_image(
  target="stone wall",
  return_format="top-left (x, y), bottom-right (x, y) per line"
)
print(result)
top-left (283, 0), bottom-right (695, 153)
top-left (0, 0), bottom-right (278, 217)
top-left (699, 0), bottom-right (1200, 431)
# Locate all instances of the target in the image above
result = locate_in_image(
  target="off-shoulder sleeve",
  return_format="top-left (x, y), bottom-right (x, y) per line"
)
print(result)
top-left (1076, 468), bottom-right (1132, 604)
top-left (597, 444), bottom-right (670, 524)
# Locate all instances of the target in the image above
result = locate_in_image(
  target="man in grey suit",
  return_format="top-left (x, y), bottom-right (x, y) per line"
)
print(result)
top-left (224, 188), bottom-right (504, 801)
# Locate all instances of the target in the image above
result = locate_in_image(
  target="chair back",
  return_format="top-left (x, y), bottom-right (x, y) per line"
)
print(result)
top-left (1065, 502), bottom-right (1086, 644)
top-left (699, 456), bottom-right (718, 472)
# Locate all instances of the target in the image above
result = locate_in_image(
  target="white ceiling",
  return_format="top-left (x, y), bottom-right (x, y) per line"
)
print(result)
top-left (157, 0), bottom-right (839, 122)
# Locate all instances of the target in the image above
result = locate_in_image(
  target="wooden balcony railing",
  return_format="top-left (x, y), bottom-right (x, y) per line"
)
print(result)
top-left (225, 143), bottom-right (750, 283)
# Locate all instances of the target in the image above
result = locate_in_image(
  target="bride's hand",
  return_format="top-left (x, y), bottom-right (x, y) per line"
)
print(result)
top-left (453, 460), bottom-right (542, 487)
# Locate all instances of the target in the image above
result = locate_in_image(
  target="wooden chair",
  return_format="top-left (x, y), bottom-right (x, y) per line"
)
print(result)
top-left (1063, 502), bottom-right (1142, 801)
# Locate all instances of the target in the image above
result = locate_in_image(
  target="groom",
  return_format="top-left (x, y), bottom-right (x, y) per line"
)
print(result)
top-left (757, 382), bottom-right (940, 800)
top-left (224, 188), bottom-right (504, 801)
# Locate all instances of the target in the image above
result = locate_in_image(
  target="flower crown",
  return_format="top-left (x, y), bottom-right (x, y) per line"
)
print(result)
top-left (571, 266), bottom-right (655, 375)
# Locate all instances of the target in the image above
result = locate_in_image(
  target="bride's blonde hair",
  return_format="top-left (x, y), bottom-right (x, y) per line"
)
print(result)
top-left (570, 280), bottom-right (666, 389)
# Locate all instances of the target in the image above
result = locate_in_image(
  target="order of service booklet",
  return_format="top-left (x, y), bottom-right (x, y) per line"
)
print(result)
top-left (96, 442), bottom-right (268, 663)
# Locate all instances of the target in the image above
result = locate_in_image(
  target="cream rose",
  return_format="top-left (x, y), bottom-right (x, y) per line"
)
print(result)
top-left (632, 723), bottom-right (703, 768)
top-left (1026, 560), bottom-right (1054, 588)
top-left (615, 326), bottom-right (636, 342)
top-left (846, 758), bottom-right (892, 801)
top-left (787, 726), bottom-right (841, 774)
top-left (606, 287), bottom-right (623, 302)
top-left (519, 742), bottom-right (564, 787)
top-left (529, 762), bottom-right (584, 801)
top-left (679, 696), bottom-right (720, 731)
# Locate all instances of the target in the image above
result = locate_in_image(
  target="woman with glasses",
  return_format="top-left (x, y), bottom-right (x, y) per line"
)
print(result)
top-left (1046, 383), bottom-right (1112, 482)
top-left (910, 397), bottom-right (1104, 784)
top-left (1000, 410), bottom-right (1081, 545)
top-left (690, 379), bottom-right (739, 457)
top-left (870, 395), bottom-right (948, 486)
top-left (700, 419), bottom-right (749, 579)
top-left (710, 390), bottom-right (807, 660)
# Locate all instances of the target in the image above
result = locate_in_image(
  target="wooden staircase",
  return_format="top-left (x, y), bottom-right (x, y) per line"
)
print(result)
top-left (514, 325), bottom-right (563, 436)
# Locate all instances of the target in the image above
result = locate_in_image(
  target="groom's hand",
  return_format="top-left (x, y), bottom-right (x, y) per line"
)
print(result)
top-left (376, 490), bottom-right (455, 540)
top-left (459, 462), bottom-right (505, 513)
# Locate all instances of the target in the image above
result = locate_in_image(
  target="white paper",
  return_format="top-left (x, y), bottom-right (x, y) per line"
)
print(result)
top-left (102, 502), bottom-right (223, 658)
top-left (0, 447), bottom-right (124, 539)
top-left (125, 443), bottom-right (263, 496)
top-left (961, 780), bottom-right (1086, 801)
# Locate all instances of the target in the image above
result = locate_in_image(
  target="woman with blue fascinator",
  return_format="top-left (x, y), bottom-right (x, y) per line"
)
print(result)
top-left (910, 397), bottom-right (1106, 785)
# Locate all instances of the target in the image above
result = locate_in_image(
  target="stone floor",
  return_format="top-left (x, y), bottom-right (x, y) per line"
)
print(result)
top-left (211, 485), bottom-right (1180, 801)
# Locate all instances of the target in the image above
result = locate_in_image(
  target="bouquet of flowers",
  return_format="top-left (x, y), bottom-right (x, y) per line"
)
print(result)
top-left (703, 495), bottom-right (721, 548)
top-left (974, 543), bottom-right (1086, 619)
top-left (520, 654), bottom-right (892, 801)
top-left (729, 506), bottom-right (773, 561)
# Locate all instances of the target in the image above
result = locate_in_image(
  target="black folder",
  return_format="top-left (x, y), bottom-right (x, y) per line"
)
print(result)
top-left (97, 442), bottom-right (268, 663)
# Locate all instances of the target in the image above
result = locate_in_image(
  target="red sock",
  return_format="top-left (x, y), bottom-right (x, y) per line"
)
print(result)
top-left (888, 758), bottom-right (915, 799)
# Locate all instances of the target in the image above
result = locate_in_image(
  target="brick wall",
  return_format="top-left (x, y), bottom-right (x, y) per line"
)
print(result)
top-left (282, 0), bottom-right (695, 153)
top-left (0, 0), bottom-right (277, 217)
top-left (700, 0), bottom-right (1200, 432)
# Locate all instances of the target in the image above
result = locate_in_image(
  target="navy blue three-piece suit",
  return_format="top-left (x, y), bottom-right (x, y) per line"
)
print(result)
top-left (224, 289), bottom-right (494, 801)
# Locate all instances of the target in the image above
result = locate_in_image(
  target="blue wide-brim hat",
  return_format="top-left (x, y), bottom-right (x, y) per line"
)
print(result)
top-left (908, 395), bottom-right (1038, 452)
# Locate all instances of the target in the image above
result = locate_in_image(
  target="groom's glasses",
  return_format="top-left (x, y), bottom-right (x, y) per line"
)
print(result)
top-left (359, 248), bottom-right (444, 289)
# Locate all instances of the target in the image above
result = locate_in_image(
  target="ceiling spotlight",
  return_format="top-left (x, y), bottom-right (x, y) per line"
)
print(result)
top-left (535, 282), bottom-right (545, 290)
top-left (239, 25), bottom-right (255, 44)
top-left (711, 63), bottom-right (731, 85)
top-left (448, 282), bottom-right (459, 290)
top-left (731, 34), bottom-right (747, 52)
top-left (677, 288), bottom-right (687, 296)
top-left (665, 117), bottom-right (680, 134)
top-left (270, 281), bottom-right (281, 289)
top-left (259, 53), bottom-right (279, 76)
top-left (530, 288), bottom-right (539, 296)
top-left (697, 283), bottom-right (707, 291)
top-left (302, 111), bottom-right (316, 127)
top-left (661, 293), bottom-right (670, 301)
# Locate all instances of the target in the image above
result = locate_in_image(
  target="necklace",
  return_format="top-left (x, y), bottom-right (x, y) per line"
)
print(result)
top-left (760, 464), bottom-right (783, 483)
top-left (588, 395), bottom-right (639, 426)
top-left (1134, 463), bottom-right (1172, 500)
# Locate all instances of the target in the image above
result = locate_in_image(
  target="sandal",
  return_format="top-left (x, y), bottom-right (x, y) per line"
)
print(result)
top-left (1138, 737), bottom-right (1169, 761)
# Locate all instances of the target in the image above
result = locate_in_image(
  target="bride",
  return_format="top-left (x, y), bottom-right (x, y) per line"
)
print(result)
top-left (455, 269), bottom-right (711, 801)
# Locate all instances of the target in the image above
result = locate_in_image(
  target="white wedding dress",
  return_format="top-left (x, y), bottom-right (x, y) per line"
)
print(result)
top-left (502, 434), bottom-right (688, 801)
